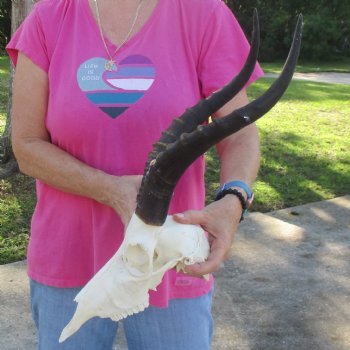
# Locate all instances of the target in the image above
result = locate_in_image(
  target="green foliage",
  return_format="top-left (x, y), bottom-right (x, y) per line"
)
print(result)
top-left (302, 10), bottom-right (341, 60)
top-left (0, 230), bottom-right (29, 264)
top-left (0, 174), bottom-right (36, 264)
top-left (0, 56), bottom-right (10, 133)
top-left (224, 0), bottom-right (350, 61)
top-left (0, 0), bottom-right (11, 52)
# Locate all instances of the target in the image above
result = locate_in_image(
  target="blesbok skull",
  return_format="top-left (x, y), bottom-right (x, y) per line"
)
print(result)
top-left (59, 215), bottom-right (209, 342)
top-left (60, 10), bottom-right (303, 343)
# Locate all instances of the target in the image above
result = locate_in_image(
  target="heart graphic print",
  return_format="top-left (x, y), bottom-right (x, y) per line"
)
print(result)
top-left (77, 55), bottom-right (155, 119)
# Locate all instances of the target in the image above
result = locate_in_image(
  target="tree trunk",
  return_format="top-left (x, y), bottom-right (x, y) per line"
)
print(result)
top-left (0, 0), bottom-right (36, 178)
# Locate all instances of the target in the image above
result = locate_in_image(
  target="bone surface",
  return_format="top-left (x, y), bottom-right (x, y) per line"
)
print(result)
top-left (59, 214), bottom-right (209, 343)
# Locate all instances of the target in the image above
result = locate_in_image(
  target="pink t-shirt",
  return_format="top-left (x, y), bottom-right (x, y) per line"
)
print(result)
top-left (7, 0), bottom-right (263, 307)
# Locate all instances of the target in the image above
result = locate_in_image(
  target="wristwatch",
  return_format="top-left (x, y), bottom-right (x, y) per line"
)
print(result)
top-left (215, 180), bottom-right (254, 221)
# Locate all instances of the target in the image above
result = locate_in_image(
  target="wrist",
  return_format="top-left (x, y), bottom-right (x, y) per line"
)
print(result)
top-left (215, 180), bottom-right (254, 222)
top-left (220, 194), bottom-right (245, 224)
top-left (89, 171), bottom-right (115, 206)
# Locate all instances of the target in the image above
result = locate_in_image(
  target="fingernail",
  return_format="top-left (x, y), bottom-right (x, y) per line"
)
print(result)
top-left (174, 213), bottom-right (185, 219)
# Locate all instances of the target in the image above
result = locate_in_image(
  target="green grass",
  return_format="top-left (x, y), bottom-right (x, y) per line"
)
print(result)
top-left (206, 78), bottom-right (350, 211)
top-left (0, 174), bottom-right (35, 264)
top-left (262, 60), bottom-right (350, 74)
top-left (0, 56), bottom-right (10, 133)
top-left (1, 58), bottom-right (350, 264)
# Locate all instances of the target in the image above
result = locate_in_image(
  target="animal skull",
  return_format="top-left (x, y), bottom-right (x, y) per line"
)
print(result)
top-left (59, 214), bottom-right (209, 343)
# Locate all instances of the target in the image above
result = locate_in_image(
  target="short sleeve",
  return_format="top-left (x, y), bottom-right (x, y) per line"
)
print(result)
top-left (198, 2), bottom-right (264, 97)
top-left (6, 6), bottom-right (49, 72)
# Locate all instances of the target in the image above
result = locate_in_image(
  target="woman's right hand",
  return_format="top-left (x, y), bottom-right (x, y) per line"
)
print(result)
top-left (100, 174), bottom-right (143, 227)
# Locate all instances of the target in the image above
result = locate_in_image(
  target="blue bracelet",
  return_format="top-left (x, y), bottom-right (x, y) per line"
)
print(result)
top-left (215, 181), bottom-right (254, 222)
top-left (216, 180), bottom-right (253, 201)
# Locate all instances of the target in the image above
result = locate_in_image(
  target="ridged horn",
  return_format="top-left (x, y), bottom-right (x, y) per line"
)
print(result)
top-left (144, 9), bottom-right (260, 167)
top-left (136, 13), bottom-right (302, 226)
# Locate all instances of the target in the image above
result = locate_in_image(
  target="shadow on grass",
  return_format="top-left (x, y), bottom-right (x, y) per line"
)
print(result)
top-left (205, 78), bottom-right (349, 211)
top-left (256, 129), bottom-right (349, 211)
top-left (205, 129), bottom-right (350, 212)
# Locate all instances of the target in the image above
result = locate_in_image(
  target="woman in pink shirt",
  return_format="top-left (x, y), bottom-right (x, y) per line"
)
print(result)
top-left (8, 0), bottom-right (263, 348)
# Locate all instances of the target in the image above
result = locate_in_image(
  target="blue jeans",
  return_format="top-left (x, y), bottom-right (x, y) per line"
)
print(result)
top-left (30, 279), bottom-right (214, 350)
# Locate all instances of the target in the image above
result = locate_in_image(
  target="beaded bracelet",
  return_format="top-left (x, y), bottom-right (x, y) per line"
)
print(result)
top-left (215, 188), bottom-right (247, 222)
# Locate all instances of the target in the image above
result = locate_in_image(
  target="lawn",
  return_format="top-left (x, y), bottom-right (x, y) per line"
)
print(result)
top-left (0, 56), bottom-right (10, 133)
top-left (262, 59), bottom-right (350, 74)
top-left (206, 78), bottom-right (350, 212)
top-left (1, 56), bottom-right (350, 263)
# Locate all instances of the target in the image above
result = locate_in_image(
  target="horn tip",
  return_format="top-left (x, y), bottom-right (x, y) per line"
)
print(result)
top-left (295, 14), bottom-right (303, 41)
top-left (253, 8), bottom-right (259, 25)
top-left (296, 14), bottom-right (303, 33)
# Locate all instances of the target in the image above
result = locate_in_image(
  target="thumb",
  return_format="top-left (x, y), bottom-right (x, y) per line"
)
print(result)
top-left (173, 210), bottom-right (205, 225)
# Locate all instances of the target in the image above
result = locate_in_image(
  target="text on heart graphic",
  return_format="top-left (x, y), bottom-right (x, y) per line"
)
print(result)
top-left (77, 55), bottom-right (155, 119)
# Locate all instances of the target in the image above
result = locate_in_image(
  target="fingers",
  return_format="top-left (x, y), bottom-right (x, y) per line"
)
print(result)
top-left (184, 238), bottom-right (228, 276)
top-left (173, 210), bottom-right (206, 226)
top-left (173, 206), bottom-right (236, 276)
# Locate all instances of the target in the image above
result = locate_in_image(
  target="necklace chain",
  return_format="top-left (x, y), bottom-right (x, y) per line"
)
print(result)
top-left (93, 0), bottom-right (144, 71)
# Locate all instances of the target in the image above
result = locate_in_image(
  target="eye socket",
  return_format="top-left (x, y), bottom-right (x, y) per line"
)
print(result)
top-left (124, 244), bottom-right (151, 274)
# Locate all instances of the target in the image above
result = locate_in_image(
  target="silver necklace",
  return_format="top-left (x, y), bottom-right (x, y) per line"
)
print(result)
top-left (93, 0), bottom-right (144, 71)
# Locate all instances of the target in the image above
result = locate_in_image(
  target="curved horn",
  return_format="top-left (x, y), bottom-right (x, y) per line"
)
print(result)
top-left (144, 9), bottom-right (260, 169)
top-left (136, 13), bottom-right (302, 226)
top-left (232, 14), bottom-right (303, 123)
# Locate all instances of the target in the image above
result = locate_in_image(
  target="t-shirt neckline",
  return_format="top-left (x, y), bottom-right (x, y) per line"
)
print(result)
top-left (82, 0), bottom-right (163, 51)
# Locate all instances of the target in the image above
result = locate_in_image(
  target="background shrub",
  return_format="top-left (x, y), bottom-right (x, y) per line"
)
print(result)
top-left (224, 0), bottom-right (350, 61)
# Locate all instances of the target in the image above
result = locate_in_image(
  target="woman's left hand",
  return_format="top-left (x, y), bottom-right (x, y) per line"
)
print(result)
top-left (173, 194), bottom-right (242, 277)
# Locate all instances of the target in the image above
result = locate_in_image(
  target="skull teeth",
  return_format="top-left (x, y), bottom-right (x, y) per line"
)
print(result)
top-left (110, 301), bottom-right (149, 322)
